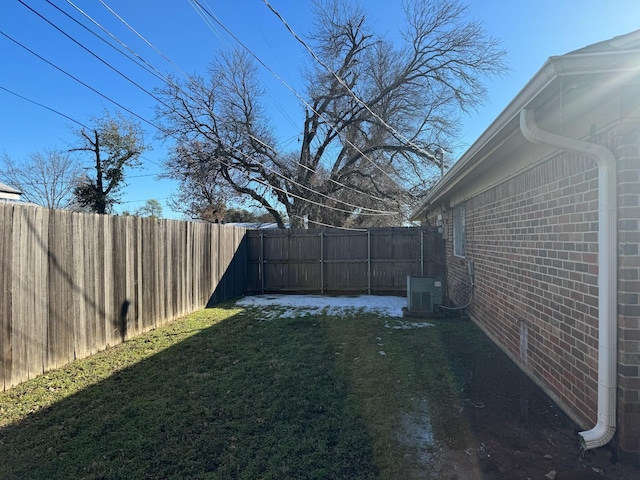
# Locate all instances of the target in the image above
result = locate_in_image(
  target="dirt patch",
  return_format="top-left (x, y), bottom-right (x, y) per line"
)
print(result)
top-left (399, 398), bottom-right (485, 480)
top-left (428, 320), bottom-right (640, 480)
top-left (434, 419), bottom-right (640, 480)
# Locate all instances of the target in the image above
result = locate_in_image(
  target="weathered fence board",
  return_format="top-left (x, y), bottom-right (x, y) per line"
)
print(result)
top-left (95, 215), bottom-right (107, 352)
top-left (0, 203), bottom-right (247, 391)
top-left (10, 207), bottom-right (25, 388)
top-left (0, 205), bottom-right (13, 390)
top-left (11, 206), bottom-right (49, 384)
top-left (47, 209), bottom-right (74, 370)
top-left (72, 212), bottom-right (88, 359)
top-left (246, 227), bottom-right (445, 294)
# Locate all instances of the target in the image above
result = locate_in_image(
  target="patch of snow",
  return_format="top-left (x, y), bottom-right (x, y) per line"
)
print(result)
top-left (398, 398), bottom-right (436, 467)
top-left (384, 320), bottom-right (434, 330)
top-left (236, 294), bottom-right (406, 319)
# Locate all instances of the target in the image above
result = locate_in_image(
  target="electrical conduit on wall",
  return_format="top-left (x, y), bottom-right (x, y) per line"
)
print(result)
top-left (519, 108), bottom-right (618, 450)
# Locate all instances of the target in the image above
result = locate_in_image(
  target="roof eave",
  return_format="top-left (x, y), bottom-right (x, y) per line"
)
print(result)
top-left (0, 182), bottom-right (22, 196)
top-left (0, 193), bottom-right (23, 201)
top-left (410, 48), bottom-right (640, 221)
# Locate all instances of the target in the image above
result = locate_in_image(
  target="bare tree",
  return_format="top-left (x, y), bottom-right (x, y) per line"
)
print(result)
top-left (163, 140), bottom-right (237, 223)
top-left (72, 112), bottom-right (148, 214)
top-left (136, 199), bottom-right (163, 218)
top-left (0, 149), bottom-right (83, 209)
top-left (157, 0), bottom-right (506, 228)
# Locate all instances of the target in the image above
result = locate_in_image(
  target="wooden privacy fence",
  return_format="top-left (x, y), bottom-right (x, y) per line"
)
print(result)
top-left (0, 203), bottom-right (246, 391)
top-left (246, 227), bottom-right (445, 295)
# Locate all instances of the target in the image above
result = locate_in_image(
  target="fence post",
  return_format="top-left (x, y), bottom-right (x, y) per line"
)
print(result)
top-left (320, 231), bottom-right (324, 295)
top-left (260, 232), bottom-right (265, 294)
top-left (421, 230), bottom-right (424, 276)
top-left (367, 230), bottom-right (371, 295)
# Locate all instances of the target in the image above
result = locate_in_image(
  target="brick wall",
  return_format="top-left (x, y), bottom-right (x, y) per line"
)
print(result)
top-left (440, 217), bottom-right (473, 308)
top-left (436, 123), bottom-right (640, 461)
top-left (616, 128), bottom-right (640, 462)
top-left (464, 153), bottom-right (600, 426)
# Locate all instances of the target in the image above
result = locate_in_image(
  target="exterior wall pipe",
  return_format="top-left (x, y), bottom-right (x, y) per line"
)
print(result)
top-left (519, 108), bottom-right (618, 450)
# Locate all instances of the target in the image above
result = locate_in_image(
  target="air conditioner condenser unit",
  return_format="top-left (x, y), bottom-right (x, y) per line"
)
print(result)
top-left (407, 276), bottom-right (443, 314)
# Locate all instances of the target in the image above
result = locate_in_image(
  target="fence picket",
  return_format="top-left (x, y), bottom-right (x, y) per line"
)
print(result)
top-left (0, 205), bottom-right (13, 390)
top-left (72, 212), bottom-right (87, 358)
top-left (47, 209), bottom-right (74, 370)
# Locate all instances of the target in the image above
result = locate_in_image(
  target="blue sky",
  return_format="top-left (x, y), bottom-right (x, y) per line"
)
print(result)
top-left (1, 0), bottom-right (638, 218)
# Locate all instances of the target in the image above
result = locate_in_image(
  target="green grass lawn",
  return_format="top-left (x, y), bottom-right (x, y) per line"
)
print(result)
top-left (0, 301), bottom-right (479, 480)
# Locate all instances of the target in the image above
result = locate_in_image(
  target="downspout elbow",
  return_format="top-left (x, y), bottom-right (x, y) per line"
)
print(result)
top-left (579, 422), bottom-right (616, 450)
top-left (519, 109), bottom-right (618, 450)
top-left (519, 109), bottom-right (616, 168)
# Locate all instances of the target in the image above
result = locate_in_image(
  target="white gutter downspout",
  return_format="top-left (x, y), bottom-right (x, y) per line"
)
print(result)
top-left (520, 109), bottom-right (618, 450)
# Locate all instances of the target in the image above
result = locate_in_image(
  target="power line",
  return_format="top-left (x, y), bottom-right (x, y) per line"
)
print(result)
top-left (46, 0), bottom-right (167, 85)
top-left (77, 0), bottom-right (396, 219)
top-left (187, 0), bottom-right (300, 133)
top-left (187, 0), bottom-right (230, 48)
top-left (139, 155), bottom-right (164, 168)
top-left (188, 1), bottom-right (390, 200)
top-left (87, 0), bottom-right (396, 216)
top-left (174, 137), bottom-right (396, 218)
top-left (191, 0), bottom-right (408, 203)
top-left (127, 173), bottom-right (162, 179)
top-left (63, 0), bottom-right (371, 215)
top-left (0, 86), bottom-right (165, 176)
top-left (2, 27), bottom-right (385, 219)
top-left (97, 0), bottom-right (189, 78)
top-left (233, 164), bottom-right (378, 217)
top-left (170, 135), bottom-right (396, 216)
top-left (0, 85), bottom-right (90, 130)
top-left (290, 214), bottom-right (367, 232)
top-left (64, 0), bottom-right (184, 90)
top-left (18, 0), bottom-right (171, 112)
top-left (262, 0), bottom-right (440, 180)
top-left (119, 196), bottom-right (170, 204)
top-left (0, 30), bottom-right (164, 133)
top-left (262, 0), bottom-right (422, 195)
top-left (7, 1), bottom-right (403, 223)
top-left (223, 152), bottom-right (396, 215)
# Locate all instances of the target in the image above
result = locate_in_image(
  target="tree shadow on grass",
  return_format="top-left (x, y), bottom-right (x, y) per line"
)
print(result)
top-left (0, 307), bottom-right (376, 480)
